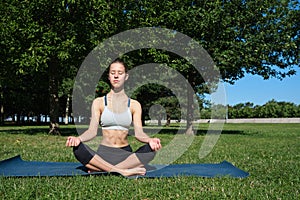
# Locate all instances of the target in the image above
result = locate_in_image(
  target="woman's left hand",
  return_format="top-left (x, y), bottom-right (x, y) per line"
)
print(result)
top-left (149, 138), bottom-right (162, 151)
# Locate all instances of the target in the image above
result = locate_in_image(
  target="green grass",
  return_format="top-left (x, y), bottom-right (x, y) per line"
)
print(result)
top-left (0, 123), bottom-right (299, 199)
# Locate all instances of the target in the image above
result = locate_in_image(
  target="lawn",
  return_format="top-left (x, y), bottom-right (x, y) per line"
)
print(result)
top-left (0, 123), bottom-right (299, 199)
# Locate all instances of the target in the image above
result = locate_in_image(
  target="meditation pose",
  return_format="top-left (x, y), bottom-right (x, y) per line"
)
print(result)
top-left (66, 58), bottom-right (162, 176)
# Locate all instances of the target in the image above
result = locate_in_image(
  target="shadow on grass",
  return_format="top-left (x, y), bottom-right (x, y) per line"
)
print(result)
top-left (140, 127), bottom-right (246, 135)
top-left (0, 125), bottom-right (247, 136)
top-left (0, 127), bottom-right (87, 136)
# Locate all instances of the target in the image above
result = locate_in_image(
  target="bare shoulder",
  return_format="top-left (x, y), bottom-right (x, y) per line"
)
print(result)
top-left (130, 99), bottom-right (142, 111)
top-left (92, 97), bottom-right (105, 111)
top-left (130, 99), bottom-right (141, 106)
top-left (93, 96), bottom-right (104, 104)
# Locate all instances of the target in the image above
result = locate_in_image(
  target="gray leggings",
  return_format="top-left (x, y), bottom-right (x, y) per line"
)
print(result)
top-left (73, 142), bottom-right (155, 166)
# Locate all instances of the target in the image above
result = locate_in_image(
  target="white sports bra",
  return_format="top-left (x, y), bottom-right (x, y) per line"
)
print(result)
top-left (100, 96), bottom-right (132, 131)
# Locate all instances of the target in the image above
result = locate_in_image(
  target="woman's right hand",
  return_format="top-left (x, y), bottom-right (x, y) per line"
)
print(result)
top-left (65, 136), bottom-right (81, 147)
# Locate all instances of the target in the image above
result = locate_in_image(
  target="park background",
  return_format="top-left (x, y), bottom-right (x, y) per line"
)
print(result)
top-left (1, 0), bottom-right (299, 131)
top-left (0, 1), bottom-right (299, 199)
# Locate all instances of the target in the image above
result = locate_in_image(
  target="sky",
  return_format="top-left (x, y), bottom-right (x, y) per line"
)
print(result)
top-left (223, 67), bottom-right (300, 106)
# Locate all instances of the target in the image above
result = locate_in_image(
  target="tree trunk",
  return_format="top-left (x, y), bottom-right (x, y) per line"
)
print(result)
top-left (17, 113), bottom-right (21, 125)
top-left (48, 58), bottom-right (60, 135)
top-left (64, 94), bottom-right (70, 125)
top-left (185, 83), bottom-right (195, 135)
top-left (0, 89), bottom-right (3, 125)
top-left (158, 113), bottom-right (162, 126)
top-left (166, 114), bottom-right (171, 127)
top-left (36, 114), bottom-right (41, 125)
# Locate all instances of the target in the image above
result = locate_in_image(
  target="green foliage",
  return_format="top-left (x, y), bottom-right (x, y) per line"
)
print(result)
top-left (1, 0), bottom-right (299, 125)
top-left (226, 100), bottom-right (300, 118)
top-left (121, 0), bottom-right (299, 81)
top-left (95, 80), bottom-right (110, 97)
top-left (200, 100), bottom-right (300, 119)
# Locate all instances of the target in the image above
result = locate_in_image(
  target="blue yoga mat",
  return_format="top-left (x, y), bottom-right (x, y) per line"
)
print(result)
top-left (0, 155), bottom-right (249, 178)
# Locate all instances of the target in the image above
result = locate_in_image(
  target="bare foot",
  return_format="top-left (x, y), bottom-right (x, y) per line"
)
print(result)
top-left (87, 169), bottom-right (103, 173)
top-left (113, 167), bottom-right (146, 177)
top-left (85, 163), bottom-right (103, 173)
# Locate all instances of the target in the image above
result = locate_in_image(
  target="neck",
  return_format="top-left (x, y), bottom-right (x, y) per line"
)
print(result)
top-left (109, 88), bottom-right (126, 96)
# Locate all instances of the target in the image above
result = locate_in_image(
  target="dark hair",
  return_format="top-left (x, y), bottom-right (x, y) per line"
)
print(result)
top-left (109, 58), bottom-right (128, 73)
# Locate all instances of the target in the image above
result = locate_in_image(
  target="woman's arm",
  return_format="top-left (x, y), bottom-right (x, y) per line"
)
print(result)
top-left (131, 100), bottom-right (162, 151)
top-left (66, 97), bottom-right (102, 147)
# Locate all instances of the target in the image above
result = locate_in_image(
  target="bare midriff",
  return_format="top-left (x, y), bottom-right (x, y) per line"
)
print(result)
top-left (101, 129), bottom-right (129, 148)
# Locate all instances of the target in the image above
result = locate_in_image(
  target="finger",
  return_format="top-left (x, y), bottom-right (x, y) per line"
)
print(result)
top-left (67, 137), bottom-right (72, 145)
top-left (70, 138), bottom-right (74, 147)
top-left (156, 144), bottom-right (161, 150)
top-left (66, 138), bottom-right (71, 146)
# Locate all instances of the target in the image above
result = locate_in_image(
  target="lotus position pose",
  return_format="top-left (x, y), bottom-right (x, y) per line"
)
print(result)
top-left (66, 58), bottom-right (162, 176)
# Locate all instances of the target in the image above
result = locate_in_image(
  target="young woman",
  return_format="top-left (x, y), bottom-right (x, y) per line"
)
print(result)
top-left (66, 58), bottom-right (162, 176)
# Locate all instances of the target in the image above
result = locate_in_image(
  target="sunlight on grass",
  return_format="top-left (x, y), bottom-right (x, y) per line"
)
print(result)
top-left (0, 123), bottom-right (299, 199)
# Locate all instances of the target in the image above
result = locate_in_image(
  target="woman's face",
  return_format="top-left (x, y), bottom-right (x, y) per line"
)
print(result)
top-left (108, 62), bottom-right (128, 89)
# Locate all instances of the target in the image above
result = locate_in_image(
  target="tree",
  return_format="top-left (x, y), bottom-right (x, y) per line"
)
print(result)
top-left (122, 0), bottom-right (299, 133)
top-left (228, 102), bottom-right (255, 118)
top-left (1, 0), bottom-right (120, 130)
top-left (226, 100), bottom-right (300, 118)
top-left (1, 0), bottom-right (299, 135)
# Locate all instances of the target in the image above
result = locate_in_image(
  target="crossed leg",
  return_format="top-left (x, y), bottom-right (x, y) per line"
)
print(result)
top-left (73, 143), bottom-right (147, 176)
top-left (90, 143), bottom-right (155, 172)
top-left (86, 154), bottom-right (146, 177)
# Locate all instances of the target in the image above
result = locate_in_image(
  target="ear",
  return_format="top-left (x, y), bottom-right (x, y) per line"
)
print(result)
top-left (125, 73), bottom-right (129, 81)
